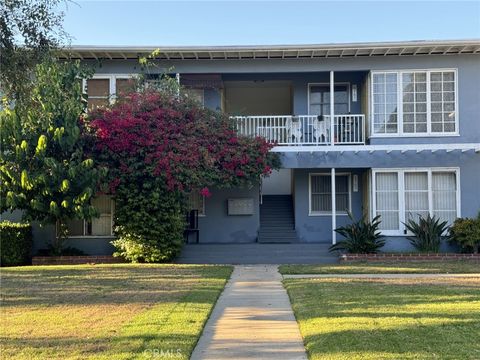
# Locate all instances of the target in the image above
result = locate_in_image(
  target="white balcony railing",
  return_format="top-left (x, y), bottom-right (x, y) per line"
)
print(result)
top-left (233, 114), bottom-right (365, 146)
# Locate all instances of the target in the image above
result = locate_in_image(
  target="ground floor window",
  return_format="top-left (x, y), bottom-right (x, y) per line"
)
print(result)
top-left (309, 173), bottom-right (351, 215)
top-left (65, 195), bottom-right (115, 237)
top-left (372, 168), bottom-right (459, 235)
top-left (188, 192), bottom-right (206, 216)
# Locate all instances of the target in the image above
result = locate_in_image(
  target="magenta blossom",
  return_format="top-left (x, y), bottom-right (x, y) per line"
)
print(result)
top-left (200, 187), bottom-right (212, 198)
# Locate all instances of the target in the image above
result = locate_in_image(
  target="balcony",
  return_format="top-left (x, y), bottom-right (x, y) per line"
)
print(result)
top-left (234, 114), bottom-right (365, 146)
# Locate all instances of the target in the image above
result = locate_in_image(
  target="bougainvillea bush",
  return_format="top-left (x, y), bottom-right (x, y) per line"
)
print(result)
top-left (89, 86), bottom-right (280, 262)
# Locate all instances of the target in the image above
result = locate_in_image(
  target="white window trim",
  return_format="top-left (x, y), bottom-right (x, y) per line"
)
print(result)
top-left (83, 74), bottom-right (136, 105)
top-left (371, 167), bottom-right (461, 236)
top-left (307, 82), bottom-right (351, 115)
top-left (369, 68), bottom-right (459, 137)
top-left (308, 172), bottom-right (352, 216)
top-left (58, 198), bottom-right (115, 238)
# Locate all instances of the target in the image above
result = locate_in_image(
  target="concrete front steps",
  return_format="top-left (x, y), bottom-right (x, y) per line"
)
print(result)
top-left (176, 243), bottom-right (337, 264)
top-left (258, 195), bottom-right (299, 243)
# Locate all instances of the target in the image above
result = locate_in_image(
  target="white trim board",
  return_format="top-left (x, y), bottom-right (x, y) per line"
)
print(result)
top-left (272, 143), bottom-right (480, 153)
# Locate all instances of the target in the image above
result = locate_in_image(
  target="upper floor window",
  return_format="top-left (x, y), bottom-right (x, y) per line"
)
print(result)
top-left (371, 70), bottom-right (457, 136)
top-left (309, 84), bottom-right (350, 116)
top-left (84, 75), bottom-right (135, 110)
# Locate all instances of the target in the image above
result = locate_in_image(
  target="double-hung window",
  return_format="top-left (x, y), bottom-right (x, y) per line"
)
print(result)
top-left (309, 174), bottom-right (351, 215)
top-left (65, 195), bottom-right (115, 237)
top-left (372, 169), bottom-right (459, 235)
top-left (371, 70), bottom-right (457, 136)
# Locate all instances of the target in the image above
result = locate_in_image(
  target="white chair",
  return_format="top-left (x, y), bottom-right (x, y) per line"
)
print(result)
top-left (286, 118), bottom-right (303, 144)
top-left (313, 118), bottom-right (328, 143)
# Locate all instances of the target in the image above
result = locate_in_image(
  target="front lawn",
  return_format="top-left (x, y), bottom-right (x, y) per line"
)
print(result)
top-left (1, 264), bottom-right (232, 360)
top-left (284, 276), bottom-right (480, 360)
top-left (279, 261), bottom-right (480, 275)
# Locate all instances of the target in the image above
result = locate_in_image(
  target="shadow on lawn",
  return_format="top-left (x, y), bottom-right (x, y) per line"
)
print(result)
top-left (1, 265), bottom-right (231, 307)
top-left (1, 332), bottom-right (200, 360)
top-left (303, 319), bottom-right (480, 359)
top-left (286, 278), bottom-right (480, 359)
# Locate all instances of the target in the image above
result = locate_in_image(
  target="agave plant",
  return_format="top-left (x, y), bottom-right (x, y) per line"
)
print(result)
top-left (329, 212), bottom-right (385, 254)
top-left (403, 214), bottom-right (449, 253)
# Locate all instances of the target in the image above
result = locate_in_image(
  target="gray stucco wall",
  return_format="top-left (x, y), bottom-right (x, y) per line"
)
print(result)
top-left (1, 210), bottom-right (115, 255)
top-left (196, 185), bottom-right (260, 243)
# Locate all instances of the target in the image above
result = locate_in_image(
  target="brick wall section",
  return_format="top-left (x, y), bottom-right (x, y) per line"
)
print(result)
top-left (32, 256), bottom-right (124, 265)
top-left (340, 253), bottom-right (480, 262)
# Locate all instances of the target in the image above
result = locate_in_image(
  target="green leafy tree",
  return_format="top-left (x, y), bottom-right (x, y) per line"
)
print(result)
top-left (1, 0), bottom-right (68, 102)
top-left (0, 60), bottom-right (105, 254)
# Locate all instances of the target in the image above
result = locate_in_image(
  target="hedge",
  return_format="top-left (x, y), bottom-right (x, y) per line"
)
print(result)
top-left (0, 221), bottom-right (33, 266)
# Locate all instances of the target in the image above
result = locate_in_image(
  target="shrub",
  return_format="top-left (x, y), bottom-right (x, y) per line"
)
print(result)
top-left (89, 82), bottom-right (280, 262)
top-left (110, 189), bottom-right (185, 262)
top-left (404, 214), bottom-right (449, 253)
top-left (0, 221), bottom-right (33, 266)
top-left (329, 212), bottom-right (385, 254)
top-left (449, 215), bottom-right (480, 253)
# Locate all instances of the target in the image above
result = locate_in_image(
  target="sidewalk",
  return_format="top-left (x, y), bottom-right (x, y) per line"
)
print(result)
top-left (190, 265), bottom-right (307, 360)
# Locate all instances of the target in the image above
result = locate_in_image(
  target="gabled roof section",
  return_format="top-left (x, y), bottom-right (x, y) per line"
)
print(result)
top-left (60, 39), bottom-right (480, 60)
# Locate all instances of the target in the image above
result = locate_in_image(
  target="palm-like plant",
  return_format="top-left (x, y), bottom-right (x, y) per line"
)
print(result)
top-left (403, 214), bottom-right (449, 253)
top-left (329, 212), bottom-right (385, 253)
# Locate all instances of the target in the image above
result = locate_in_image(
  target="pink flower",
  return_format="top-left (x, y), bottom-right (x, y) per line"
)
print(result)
top-left (200, 187), bottom-right (212, 197)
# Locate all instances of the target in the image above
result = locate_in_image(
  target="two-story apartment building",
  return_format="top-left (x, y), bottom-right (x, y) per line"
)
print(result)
top-left (21, 40), bottom-right (480, 255)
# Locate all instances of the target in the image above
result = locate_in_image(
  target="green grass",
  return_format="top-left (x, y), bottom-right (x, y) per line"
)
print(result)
top-left (284, 276), bottom-right (480, 360)
top-left (0, 264), bottom-right (232, 360)
top-left (279, 261), bottom-right (480, 275)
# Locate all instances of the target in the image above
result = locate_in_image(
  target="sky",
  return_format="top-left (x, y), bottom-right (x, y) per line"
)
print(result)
top-left (62, 1), bottom-right (480, 46)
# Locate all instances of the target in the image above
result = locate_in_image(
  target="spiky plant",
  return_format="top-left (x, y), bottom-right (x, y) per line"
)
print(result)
top-left (329, 212), bottom-right (385, 254)
top-left (404, 214), bottom-right (449, 253)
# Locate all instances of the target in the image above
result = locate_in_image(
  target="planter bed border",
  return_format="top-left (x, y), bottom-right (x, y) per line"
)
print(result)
top-left (340, 253), bottom-right (480, 262)
top-left (32, 255), bottom-right (124, 266)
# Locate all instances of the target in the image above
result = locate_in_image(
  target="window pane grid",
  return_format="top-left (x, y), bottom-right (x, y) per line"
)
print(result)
top-left (372, 73), bottom-right (398, 134)
top-left (372, 70), bottom-right (456, 135)
top-left (402, 72), bottom-right (427, 134)
top-left (430, 71), bottom-right (456, 133)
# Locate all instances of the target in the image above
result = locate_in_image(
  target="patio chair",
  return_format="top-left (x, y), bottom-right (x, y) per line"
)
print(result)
top-left (313, 116), bottom-right (329, 143)
top-left (286, 117), bottom-right (303, 144)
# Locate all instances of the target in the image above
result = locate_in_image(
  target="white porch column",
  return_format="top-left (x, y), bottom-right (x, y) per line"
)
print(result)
top-left (175, 73), bottom-right (180, 96)
top-left (331, 167), bottom-right (336, 245)
top-left (330, 70), bottom-right (335, 145)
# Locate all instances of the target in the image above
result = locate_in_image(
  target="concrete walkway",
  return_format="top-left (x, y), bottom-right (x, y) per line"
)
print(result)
top-left (283, 273), bottom-right (480, 279)
top-left (191, 265), bottom-right (307, 360)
